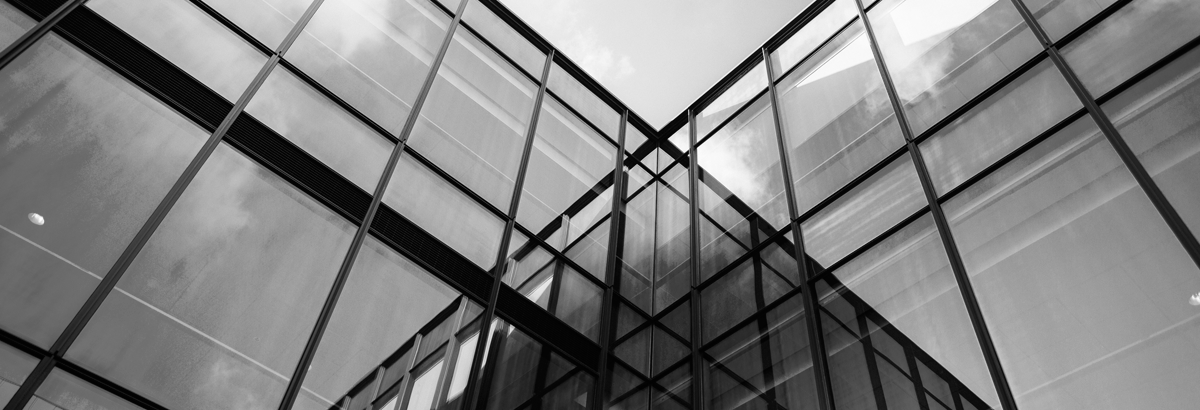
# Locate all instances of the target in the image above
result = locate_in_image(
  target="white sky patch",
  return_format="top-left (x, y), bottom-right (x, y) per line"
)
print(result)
top-left (539, 0), bottom-right (637, 83)
top-left (891, 0), bottom-right (994, 46)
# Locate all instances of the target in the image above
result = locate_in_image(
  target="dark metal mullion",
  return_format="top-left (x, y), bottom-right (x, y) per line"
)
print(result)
top-left (1093, 35), bottom-right (1200, 106)
top-left (696, 227), bottom-right (795, 291)
top-left (1, 0), bottom-right (329, 407)
top-left (182, 0), bottom-right (272, 55)
top-left (542, 88), bottom-right (619, 145)
top-left (762, 46), bottom-right (835, 410)
top-left (853, 1), bottom-right (1020, 409)
top-left (429, 300), bottom-right (471, 409)
top-left (1048, 0), bottom-right (1131, 48)
top-left (772, 15), bottom-right (860, 85)
top-left (463, 47), bottom-right (557, 410)
top-left (509, 223), bottom-right (609, 290)
top-left (794, 143), bottom-right (909, 223)
top-left (454, 19), bottom-right (541, 86)
top-left (592, 109), bottom-right (630, 410)
top-left (747, 218), bottom-right (782, 407)
top-left (1005, 0), bottom-right (1200, 270)
top-left (908, 52), bottom-right (1050, 145)
top-left (276, 57), bottom-right (399, 144)
top-left (0, 0), bottom-right (87, 71)
top-left (400, 145), bottom-right (508, 220)
top-left (686, 110), bottom-right (707, 410)
top-left (694, 87), bottom-right (771, 147)
top-left (855, 306), bottom-right (891, 410)
top-left (275, 0), bottom-right (473, 407)
top-left (904, 342), bottom-right (933, 410)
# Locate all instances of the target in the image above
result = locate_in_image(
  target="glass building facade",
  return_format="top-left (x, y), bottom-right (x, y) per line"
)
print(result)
top-left (1, 0), bottom-right (1199, 409)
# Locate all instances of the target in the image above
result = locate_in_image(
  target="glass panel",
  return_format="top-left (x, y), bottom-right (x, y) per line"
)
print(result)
top-left (383, 155), bottom-right (504, 269)
top-left (203, 0), bottom-right (312, 49)
top-left (1062, 0), bottom-right (1200, 96)
top-left (87, 0), bottom-right (266, 100)
top-left (615, 327), bottom-right (651, 376)
top-left (484, 321), bottom-right (577, 410)
top-left (407, 24), bottom-right (537, 209)
top-left (700, 255), bottom-right (793, 342)
top-left (0, 343), bottom-right (36, 405)
top-left (771, 0), bottom-right (859, 77)
top-left (869, 0), bottom-right (1041, 135)
top-left (655, 168), bottom-right (692, 314)
top-left (828, 215), bottom-right (1000, 407)
top-left (287, 0), bottom-right (449, 134)
top-left (566, 217), bottom-right (610, 280)
top-left (25, 369), bottom-right (142, 410)
top-left (698, 94), bottom-right (789, 277)
top-left (0, 35), bottom-right (207, 348)
top-left (625, 121), bottom-right (649, 155)
top-left (1021, 0), bottom-right (1119, 40)
top-left (620, 185), bottom-right (657, 312)
top-left (0, 1), bottom-right (33, 50)
top-left (548, 62), bottom-right (621, 138)
top-left (801, 155), bottom-right (924, 271)
top-left (538, 371), bottom-right (593, 410)
top-left (666, 126), bottom-right (690, 153)
top-left (556, 266), bottom-right (603, 340)
top-left (516, 97), bottom-right (617, 236)
top-left (295, 237), bottom-right (460, 409)
top-left (705, 296), bottom-right (818, 410)
top-left (921, 60), bottom-right (1079, 194)
top-left (405, 360), bottom-right (444, 410)
top-left (698, 62), bottom-right (769, 138)
top-left (462, 0), bottom-right (545, 79)
top-left (446, 333), bottom-right (479, 402)
top-left (66, 143), bottom-right (356, 410)
top-left (1103, 46), bottom-right (1200, 240)
top-left (777, 21), bottom-right (906, 216)
top-left (943, 116), bottom-right (1200, 410)
top-left (246, 67), bottom-right (392, 191)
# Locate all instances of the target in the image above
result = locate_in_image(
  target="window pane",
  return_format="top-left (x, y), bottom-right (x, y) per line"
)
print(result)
top-left (0, 35), bottom-right (207, 348)
top-left (548, 62), bottom-right (621, 138)
top-left (516, 97), bottom-right (617, 235)
top-left (247, 67), bottom-right (392, 191)
top-left (462, 1), bottom-right (545, 79)
top-left (0, 343), bottom-right (37, 406)
top-left (625, 121), bottom-right (648, 155)
top-left (66, 143), bottom-right (356, 410)
top-left (87, 0), bottom-right (267, 100)
top-left (556, 266), bottom-right (603, 341)
top-left (700, 246), bottom-right (796, 342)
top-left (407, 24), bottom-right (537, 209)
top-left (484, 321), bottom-right (576, 410)
top-left (203, 0), bottom-right (312, 49)
top-left (620, 186), bottom-right (657, 312)
top-left (656, 171), bottom-right (692, 314)
top-left (297, 237), bottom-right (460, 409)
top-left (384, 155), bottom-right (504, 269)
top-left (1103, 45), bottom-right (1200, 240)
top-left (869, 0), bottom-right (1041, 135)
top-left (801, 155), bottom-right (924, 270)
top-left (921, 60), bottom-right (1079, 194)
top-left (778, 21), bottom-right (906, 216)
top-left (0, 2), bottom-right (34, 51)
top-left (405, 360), bottom-right (444, 410)
top-left (446, 333), bottom-right (479, 402)
top-left (1022, 0), bottom-right (1119, 40)
top-left (944, 116), bottom-right (1200, 410)
top-left (1062, 1), bottom-right (1200, 96)
top-left (705, 296), bottom-right (818, 410)
top-left (698, 62), bottom-right (768, 138)
top-left (771, 0), bottom-right (858, 77)
top-left (287, 0), bottom-right (449, 134)
top-left (26, 369), bottom-right (142, 410)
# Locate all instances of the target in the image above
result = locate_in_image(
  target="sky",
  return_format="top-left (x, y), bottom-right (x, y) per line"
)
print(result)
top-left (497, 0), bottom-right (817, 128)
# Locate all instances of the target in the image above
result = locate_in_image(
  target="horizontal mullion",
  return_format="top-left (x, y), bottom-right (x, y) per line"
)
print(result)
top-left (400, 145), bottom-right (510, 221)
top-left (695, 87), bottom-right (771, 146)
top-left (276, 58), bottom-right (401, 143)
top-left (494, 286), bottom-right (601, 373)
top-left (184, 0), bottom-right (273, 55)
top-left (772, 15), bottom-right (860, 84)
top-left (793, 143), bottom-right (909, 224)
top-left (454, 18), bottom-right (542, 86)
top-left (1050, 0), bottom-right (1133, 48)
top-left (1093, 34), bottom-right (1200, 105)
top-left (542, 89), bottom-right (619, 145)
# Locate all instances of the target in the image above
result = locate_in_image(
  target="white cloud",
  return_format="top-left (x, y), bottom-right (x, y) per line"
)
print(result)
top-left (535, 0), bottom-right (637, 83)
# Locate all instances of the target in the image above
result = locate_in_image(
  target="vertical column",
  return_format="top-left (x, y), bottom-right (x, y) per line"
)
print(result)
top-left (850, 0), bottom-right (1020, 409)
top-left (591, 110), bottom-right (630, 410)
top-left (685, 111), bottom-right (706, 410)
top-left (760, 47), bottom-right (835, 410)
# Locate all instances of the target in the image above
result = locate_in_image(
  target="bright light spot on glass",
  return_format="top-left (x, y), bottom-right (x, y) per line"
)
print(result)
top-left (1190, 292), bottom-right (1200, 306)
top-left (28, 213), bottom-right (44, 226)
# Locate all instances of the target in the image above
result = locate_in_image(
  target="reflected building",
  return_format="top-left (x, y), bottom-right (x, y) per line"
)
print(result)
top-left (1, 0), bottom-right (1200, 410)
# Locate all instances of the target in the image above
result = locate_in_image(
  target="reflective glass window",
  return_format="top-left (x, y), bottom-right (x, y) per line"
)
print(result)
top-left (869, 0), bottom-right (1041, 135)
top-left (655, 167), bottom-right (693, 314)
top-left (697, 62), bottom-right (768, 138)
top-left (921, 60), bottom-right (1079, 194)
top-left (704, 296), bottom-right (818, 410)
top-left (1062, 1), bottom-right (1200, 96)
top-left (620, 184), bottom-right (657, 313)
top-left (203, 0), bottom-right (313, 49)
top-left (771, 0), bottom-right (859, 77)
top-left (1022, 0), bottom-right (1119, 40)
top-left (944, 116), bottom-right (1200, 410)
top-left (666, 126), bottom-right (689, 153)
top-left (484, 321), bottom-right (579, 410)
top-left (247, 67), bottom-right (392, 191)
top-left (287, 0), bottom-right (449, 134)
top-left (1103, 45), bottom-right (1200, 238)
top-left (0, 35), bottom-right (207, 348)
top-left (66, 143), bottom-right (356, 410)
top-left (0, 343), bottom-right (36, 405)
top-left (0, 1), bottom-right (33, 50)
top-left (625, 121), bottom-right (649, 155)
top-left (384, 155), bottom-right (505, 269)
top-left (557, 266), bottom-right (604, 340)
top-left (700, 234), bottom-right (798, 342)
top-left (548, 62), bottom-right (621, 138)
top-left (462, 1), bottom-right (545, 79)
top-left (406, 24), bottom-right (537, 209)
top-left (801, 155), bottom-right (924, 270)
top-left (87, 0), bottom-right (267, 100)
top-left (777, 21), bottom-right (906, 216)
top-left (295, 237), bottom-right (460, 410)
top-left (405, 359), bottom-right (444, 410)
top-left (26, 369), bottom-right (143, 410)
top-left (516, 97), bottom-right (617, 237)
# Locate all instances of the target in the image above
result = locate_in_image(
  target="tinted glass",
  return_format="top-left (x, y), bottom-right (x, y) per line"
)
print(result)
top-left (869, 0), bottom-right (1041, 135)
top-left (67, 143), bottom-right (356, 410)
top-left (287, 0), bottom-right (449, 134)
top-left (462, 0), bottom-right (545, 79)
top-left (203, 0), bottom-right (313, 49)
top-left (87, 0), bottom-right (267, 100)
top-left (1103, 46), bottom-right (1200, 238)
top-left (700, 242), bottom-right (798, 342)
top-left (1062, 1), bottom-right (1200, 96)
top-left (0, 35), bottom-right (207, 348)
top-left (0, 1), bottom-right (33, 50)
top-left (548, 62), bottom-right (621, 138)
top-left (0, 343), bottom-right (36, 406)
top-left (484, 321), bottom-right (578, 410)
top-left (944, 116), bottom-right (1200, 410)
top-left (777, 21), bottom-right (905, 217)
top-left (407, 24), bottom-right (537, 209)
top-left (620, 185), bottom-right (657, 312)
top-left (1022, 0), bottom-right (1118, 40)
top-left (655, 168), bottom-right (692, 314)
top-left (771, 0), bottom-right (859, 77)
top-left (26, 369), bottom-right (143, 410)
top-left (704, 296), bottom-right (818, 410)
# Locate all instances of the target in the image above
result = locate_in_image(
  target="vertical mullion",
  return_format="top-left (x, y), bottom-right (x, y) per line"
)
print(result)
top-left (851, 1), bottom-right (1019, 409)
top-left (1004, 0), bottom-right (1200, 270)
top-left (761, 47), bottom-right (834, 410)
top-left (0, 0), bottom-right (88, 71)
top-left (430, 299), bottom-right (471, 409)
top-left (855, 307), bottom-right (890, 410)
top-left (591, 110), bottom-right (630, 410)
top-left (275, 0), bottom-right (471, 406)
top-left (463, 47), bottom-right (557, 410)
top-left (0, 0), bottom-right (332, 408)
top-left (685, 112), bottom-right (707, 410)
